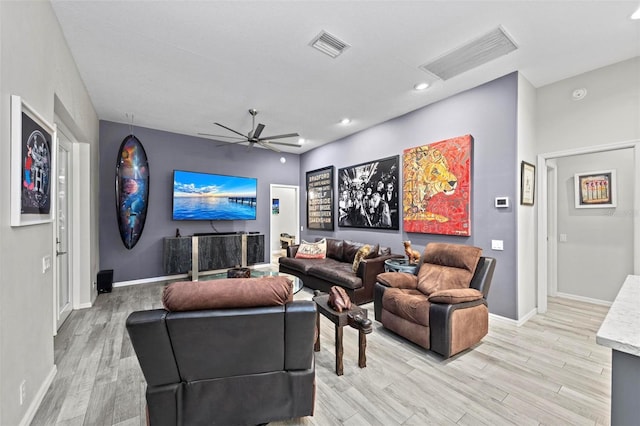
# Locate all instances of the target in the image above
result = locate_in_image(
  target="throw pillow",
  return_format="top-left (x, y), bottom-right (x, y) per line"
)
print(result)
top-left (295, 238), bottom-right (327, 259)
top-left (365, 244), bottom-right (380, 259)
top-left (352, 244), bottom-right (371, 273)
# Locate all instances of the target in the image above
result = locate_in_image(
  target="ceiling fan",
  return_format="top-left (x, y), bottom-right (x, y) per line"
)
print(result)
top-left (198, 109), bottom-right (301, 153)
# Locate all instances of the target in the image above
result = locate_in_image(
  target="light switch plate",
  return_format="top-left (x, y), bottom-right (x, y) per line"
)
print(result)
top-left (491, 240), bottom-right (504, 251)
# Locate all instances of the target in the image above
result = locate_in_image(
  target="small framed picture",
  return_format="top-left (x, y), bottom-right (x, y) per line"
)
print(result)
top-left (574, 170), bottom-right (616, 208)
top-left (520, 161), bottom-right (536, 206)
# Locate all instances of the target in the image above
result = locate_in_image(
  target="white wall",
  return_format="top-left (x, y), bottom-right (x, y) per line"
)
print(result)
top-left (537, 57), bottom-right (640, 306)
top-left (517, 74), bottom-right (538, 319)
top-left (555, 150), bottom-right (634, 302)
top-left (537, 57), bottom-right (640, 154)
top-left (0, 2), bottom-right (99, 425)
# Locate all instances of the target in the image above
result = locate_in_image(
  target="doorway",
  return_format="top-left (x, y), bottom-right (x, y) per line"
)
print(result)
top-left (55, 131), bottom-right (73, 330)
top-left (269, 185), bottom-right (300, 264)
top-left (537, 140), bottom-right (640, 313)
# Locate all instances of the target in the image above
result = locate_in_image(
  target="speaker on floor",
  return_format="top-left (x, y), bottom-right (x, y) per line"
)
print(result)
top-left (97, 269), bottom-right (114, 293)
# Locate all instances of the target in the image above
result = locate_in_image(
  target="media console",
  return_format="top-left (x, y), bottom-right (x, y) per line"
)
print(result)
top-left (163, 233), bottom-right (265, 279)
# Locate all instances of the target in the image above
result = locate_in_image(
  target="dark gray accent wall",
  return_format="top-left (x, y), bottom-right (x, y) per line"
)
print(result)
top-left (99, 121), bottom-right (300, 282)
top-left (300, 72), bottom-right (519, 319)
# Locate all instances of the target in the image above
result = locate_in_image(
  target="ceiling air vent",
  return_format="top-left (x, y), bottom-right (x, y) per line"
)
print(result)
top-left (310, 30), bottom-right (350, 58)
top-left (420, 26), bottom-right (518, 81)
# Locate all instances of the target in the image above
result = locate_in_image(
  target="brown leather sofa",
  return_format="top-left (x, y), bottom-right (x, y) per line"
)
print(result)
top-left (374, 243), bottom-right (496, 358)
top-left (279, 238), bottom-right (402, 305)
top-left (126, 276), bottom-right (316, 426)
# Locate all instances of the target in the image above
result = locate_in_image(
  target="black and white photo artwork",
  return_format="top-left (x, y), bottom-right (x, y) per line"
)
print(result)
top-left (338, 155), bottom-right (399, 230)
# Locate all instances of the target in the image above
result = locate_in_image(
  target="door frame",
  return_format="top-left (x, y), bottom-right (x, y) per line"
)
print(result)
top-left (52, 121), bottom-right (83, 334)
top-left (269, 184), bottom-right (300, 256)
top-left (536, 139), bottom-right (640, 314)
top-left (55, 134), bottom-right (73, 330)
top-left (546, 160), bottom-right (558, 298)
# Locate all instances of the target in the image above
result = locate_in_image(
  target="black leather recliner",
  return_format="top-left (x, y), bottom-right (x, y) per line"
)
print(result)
top-left (126, 301), bottom-right (317, 426)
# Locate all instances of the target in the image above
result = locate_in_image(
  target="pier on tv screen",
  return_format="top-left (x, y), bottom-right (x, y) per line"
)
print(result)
top-left (172, 170), bottom-right (257, 220)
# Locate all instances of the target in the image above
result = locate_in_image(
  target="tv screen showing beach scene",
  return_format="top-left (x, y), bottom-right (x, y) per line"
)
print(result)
top-left (172, 170), bottom-right (257, 220)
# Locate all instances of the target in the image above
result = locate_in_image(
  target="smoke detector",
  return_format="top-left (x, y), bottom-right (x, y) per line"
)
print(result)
top-left (572, 88), bottom-right (588, 101)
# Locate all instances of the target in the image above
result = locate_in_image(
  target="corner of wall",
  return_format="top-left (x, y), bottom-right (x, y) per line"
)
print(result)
top-left (517, 73), bottom-right (538, 319)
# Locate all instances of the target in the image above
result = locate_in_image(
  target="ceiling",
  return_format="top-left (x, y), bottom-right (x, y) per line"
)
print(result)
top-left (50, 1), bottom-right (640, 153)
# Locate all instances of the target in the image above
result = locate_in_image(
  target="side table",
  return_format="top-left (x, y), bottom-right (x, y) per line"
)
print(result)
top-left (384, 258), bottom-right (419, 274)
top-left (312, 292), bottom-right (372, 376)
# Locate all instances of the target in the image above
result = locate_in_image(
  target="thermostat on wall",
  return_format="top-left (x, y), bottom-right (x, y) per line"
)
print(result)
top-left (495, 197), bottom-right (509, 208)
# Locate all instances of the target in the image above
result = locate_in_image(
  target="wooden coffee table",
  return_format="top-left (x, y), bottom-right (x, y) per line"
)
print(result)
top-left (312, 292), bottom-right (372, 376)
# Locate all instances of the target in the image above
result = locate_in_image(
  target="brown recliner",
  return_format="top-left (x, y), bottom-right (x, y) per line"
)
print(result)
top-left (374, 243), bottom-right (496, 358)
top-left (126, 276), bottom-right (316, 426)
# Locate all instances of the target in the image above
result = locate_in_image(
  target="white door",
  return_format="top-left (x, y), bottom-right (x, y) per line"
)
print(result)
top-left (56, 134), bottom-right (73, 329)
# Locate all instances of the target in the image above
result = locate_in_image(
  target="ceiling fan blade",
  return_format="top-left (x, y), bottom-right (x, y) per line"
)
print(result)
top-left (266, 140), bottom-right (302, 147)
top-left (253, 123), bottom-right (265, 139)
top-left (197, 132), bottom-right (245, 140)
top-left (214, 122), bottom-right (247, 138)
top-left (257, 132), bottom-right (299, 141)
top-left (258, 141), bottom-right (281, 153)
top-left (212, 140), bottom-right (249, 148)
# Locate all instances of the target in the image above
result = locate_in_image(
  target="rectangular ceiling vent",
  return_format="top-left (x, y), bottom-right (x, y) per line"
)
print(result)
top-left (310, 30), bottom-right (350, 58)
top-left (420, 26), bottom-right (518, 81)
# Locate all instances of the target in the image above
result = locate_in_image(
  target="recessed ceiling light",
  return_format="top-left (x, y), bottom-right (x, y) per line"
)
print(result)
top-left (632, 6), bottom-right (640, 19)
top-left (280, 157), bottom-right (286, 164)
top-left (298, 138), bottom-right (305, 145)
top-left (340, 118), bottom-right (351, 125)
top-left (414, 82), bottom-right (430, 91)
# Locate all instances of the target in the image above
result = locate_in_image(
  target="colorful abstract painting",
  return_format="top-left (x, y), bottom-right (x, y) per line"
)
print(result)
top-left (402, 134), bottom-right (472, 236)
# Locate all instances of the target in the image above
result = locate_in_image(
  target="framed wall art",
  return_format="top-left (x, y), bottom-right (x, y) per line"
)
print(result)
top-left (306, 166), bottom-right (334, 230)
top-left (10, 95), bottom-right (56, 226)
top-left (574, 169), bottom-right (616, 208)
top-left (403, 134), bottom-right (472, 236)
top-left (338, 155), bottom-right (399, 230)
top-left (520, 161), bottom-right (536, 206)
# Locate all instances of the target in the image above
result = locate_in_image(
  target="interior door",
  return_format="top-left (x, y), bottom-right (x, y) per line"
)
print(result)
top-left (56, 134), bottom-right (72, 329)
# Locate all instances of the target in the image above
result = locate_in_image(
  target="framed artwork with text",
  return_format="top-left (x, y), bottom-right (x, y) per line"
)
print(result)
top-left (306, 166), bottom-right (334, 230)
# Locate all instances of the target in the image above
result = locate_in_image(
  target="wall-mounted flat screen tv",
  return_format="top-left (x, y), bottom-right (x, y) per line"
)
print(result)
top-left (172, 170), bottom-right (257, 221)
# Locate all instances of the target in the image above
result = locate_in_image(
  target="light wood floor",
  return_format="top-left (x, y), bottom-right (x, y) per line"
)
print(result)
top-left (32, 274), bottom-right (612, 426)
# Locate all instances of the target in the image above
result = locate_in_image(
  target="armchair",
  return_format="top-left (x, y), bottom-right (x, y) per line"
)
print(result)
top-left (374, 243), bottom-right (496, 358)
top-left (126, 276), bottom-right (317, 426)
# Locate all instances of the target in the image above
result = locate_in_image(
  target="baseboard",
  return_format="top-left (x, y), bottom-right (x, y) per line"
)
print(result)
top-left (113, 263), bottom-right (275, 287)
top-left (489, 307), bottom-right (537, 327)
top-left (76, 302), bottom-right (92, 309)
top-left (19, 365), bottom-right (57, 426)
top-left (555, 292), bottom-right (612, 307)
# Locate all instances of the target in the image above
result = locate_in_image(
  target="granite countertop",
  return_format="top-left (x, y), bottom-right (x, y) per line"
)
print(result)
top-left (596, 274), bottom-right (640, 357)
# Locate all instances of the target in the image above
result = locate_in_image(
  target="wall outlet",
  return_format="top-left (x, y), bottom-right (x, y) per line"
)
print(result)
top-left (491, 240), bottom-right (504, 251)
top-left (19, 380), bottom-right (26, 405)
top-left (42, 255), bottom-right (52, 273)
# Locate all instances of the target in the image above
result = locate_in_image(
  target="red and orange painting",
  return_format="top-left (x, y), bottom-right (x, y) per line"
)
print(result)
top-left (402, 134), bottom-right (472, 236)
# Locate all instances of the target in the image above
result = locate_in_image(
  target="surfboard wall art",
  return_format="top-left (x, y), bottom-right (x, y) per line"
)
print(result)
top-left (115, 135), bottom-right (149, 249)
